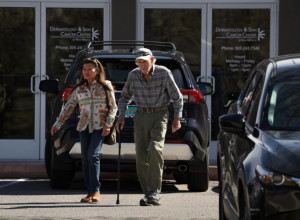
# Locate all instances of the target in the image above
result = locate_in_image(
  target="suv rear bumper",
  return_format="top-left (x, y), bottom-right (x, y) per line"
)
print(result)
top-left (69, 142), bottom-right (193, 161)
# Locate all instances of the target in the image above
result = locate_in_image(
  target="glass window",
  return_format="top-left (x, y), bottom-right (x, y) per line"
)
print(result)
top-left (74, 57), bottom-right (187, 91)
top-left (266, 80), bottom-right (300, 129)
top-left (45, 8), bottom-right (104, 134)
top-left (244, 73), bottom-right (263, 126)
top-left (46, 8), bottom-right (104, 86)
top-left (144, 9), bottom-right (201, 79)
top-left (242, 72), bottom-right (262, 114)
top-left (211, 8), bottom-right (270, 139)
top-left (0, 7), bottom-right (35, 139)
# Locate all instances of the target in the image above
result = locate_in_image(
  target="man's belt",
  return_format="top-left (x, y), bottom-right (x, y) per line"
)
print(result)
top-left (137, 106), bottom-right (168, 113)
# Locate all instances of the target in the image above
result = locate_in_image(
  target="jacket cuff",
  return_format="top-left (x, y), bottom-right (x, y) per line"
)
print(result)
top-left (53, 121), bottom-right (61, 130)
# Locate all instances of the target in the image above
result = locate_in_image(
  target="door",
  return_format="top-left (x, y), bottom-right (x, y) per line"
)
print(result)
top-left (0, 2), bottom-right (41, 159)
top-left (0, 1), bottom-right (110, 160)
top-left (40, 2), bottom-right (110, 159)
top-left (207, 3), bottom-right (277, 160)
top-left (137, 0), bottom-right (277, 165)
top-left (137, 2), bottom-right (207, 80)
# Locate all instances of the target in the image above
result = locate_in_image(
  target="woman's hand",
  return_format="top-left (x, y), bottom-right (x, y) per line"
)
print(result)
top-left (50, 126), bottom-right (58, 136)
top-left (102, 126), bottom-right (111, 136)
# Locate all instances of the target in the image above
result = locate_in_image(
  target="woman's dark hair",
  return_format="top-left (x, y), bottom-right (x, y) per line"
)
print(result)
top-left (72, 58), bottom-right (112, 91)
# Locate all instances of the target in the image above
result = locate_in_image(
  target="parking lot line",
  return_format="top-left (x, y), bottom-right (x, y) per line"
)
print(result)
top-left (0, 178), bottom-right (29, 189)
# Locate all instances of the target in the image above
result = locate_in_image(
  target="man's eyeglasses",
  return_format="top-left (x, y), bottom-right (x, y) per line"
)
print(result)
top-left (136, 51), bottom-right (151, 57)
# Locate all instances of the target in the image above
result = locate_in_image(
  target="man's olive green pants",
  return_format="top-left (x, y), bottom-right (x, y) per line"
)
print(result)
top-left (133, 109), bottom-right (169, 195)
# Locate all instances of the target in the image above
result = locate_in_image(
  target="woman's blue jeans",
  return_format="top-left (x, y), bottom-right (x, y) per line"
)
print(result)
top-left (79, 128), bottom-right (103, 194)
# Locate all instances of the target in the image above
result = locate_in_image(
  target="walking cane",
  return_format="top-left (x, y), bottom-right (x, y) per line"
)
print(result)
top-left (116, 130), bottom-right (121, 204)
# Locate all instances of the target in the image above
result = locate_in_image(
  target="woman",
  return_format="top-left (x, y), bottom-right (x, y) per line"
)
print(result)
top-left (51, 58), bottom-right (118, 203)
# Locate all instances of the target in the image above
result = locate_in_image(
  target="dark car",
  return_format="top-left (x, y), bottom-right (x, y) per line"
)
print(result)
top-left (40, 41), bottom-right (213, 192)
top-left (217, 54), bottom-right (300, 220)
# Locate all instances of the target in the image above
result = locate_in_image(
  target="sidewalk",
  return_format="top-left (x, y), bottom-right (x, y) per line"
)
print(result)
top-left (0, 161), bottom-right (218, 180)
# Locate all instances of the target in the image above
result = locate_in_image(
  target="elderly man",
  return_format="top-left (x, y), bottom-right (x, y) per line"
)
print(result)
top-left (117, 48), bottom-right (183, 206)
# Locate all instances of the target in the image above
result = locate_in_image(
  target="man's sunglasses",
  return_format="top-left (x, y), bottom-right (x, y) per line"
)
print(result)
top-left (136, 51), bottom-right (151, 57)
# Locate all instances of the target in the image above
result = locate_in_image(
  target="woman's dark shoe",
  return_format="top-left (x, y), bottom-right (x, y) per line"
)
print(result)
top-left (91, 193), bottom-right (101, 203)
top-left (80, 194), bottom-right (92, 203)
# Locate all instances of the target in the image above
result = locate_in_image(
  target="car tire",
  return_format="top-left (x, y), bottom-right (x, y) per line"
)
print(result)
top-left (173, 172), bottom-right (188, 184)
top-left (187, 149), bottom-right (209, 192)
top-left (238, 171), bottom-right (251, 220)
top-left (49, 170), bottom-right (74, 189)
top-left (44, 136), bottom-right (52, 178)
top-left (218, 155), bottom-right (228, 220)
top-left (47, 138), bottom-right (75, 189)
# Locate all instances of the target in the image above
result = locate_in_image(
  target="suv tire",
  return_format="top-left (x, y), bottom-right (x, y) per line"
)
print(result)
top-left (47, 139), bottom-right (75, 189)
top-left (173, 172), bottom-right (188, 184)
top-left (50, 170), bottom-right (74, 189)
top-left (187, 149), bottom-right (209, 192)
top-left (44, 137), bottom-right (52, 178)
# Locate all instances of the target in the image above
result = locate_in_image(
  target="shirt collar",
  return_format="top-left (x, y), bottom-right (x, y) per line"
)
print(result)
top-left (84, 79), bottom-right (97, 89)
top-left (84, 80), bottom-right (97, 85)
top-left (140, 64), bottom-right (155, 76)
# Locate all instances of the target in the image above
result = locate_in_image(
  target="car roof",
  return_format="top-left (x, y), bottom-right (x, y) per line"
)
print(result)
top-left (256, 53), bottom-right (300, 79)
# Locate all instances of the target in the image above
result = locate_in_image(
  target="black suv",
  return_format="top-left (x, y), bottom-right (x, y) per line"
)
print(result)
top-left (40, 41), bottom-right (213, 192)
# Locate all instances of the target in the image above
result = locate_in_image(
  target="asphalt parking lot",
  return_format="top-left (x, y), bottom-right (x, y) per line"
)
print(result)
top-left (0, 176), bottom-right (219, 220)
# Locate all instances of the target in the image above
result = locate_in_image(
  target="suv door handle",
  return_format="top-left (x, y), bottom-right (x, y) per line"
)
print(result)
top-left (31, 74), bottom-right (40, 94)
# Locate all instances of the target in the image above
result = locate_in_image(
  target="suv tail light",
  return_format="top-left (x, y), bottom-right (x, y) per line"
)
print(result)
top-left (180, 90), bottom-right (203, 104)
top-left (62, 88), bottom-right (73, 102)
top-left (166, 140), bottom-right (183, 143)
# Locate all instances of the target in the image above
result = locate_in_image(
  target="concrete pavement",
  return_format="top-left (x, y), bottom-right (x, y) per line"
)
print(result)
top-left (0, 161), bottom-right (218, 180)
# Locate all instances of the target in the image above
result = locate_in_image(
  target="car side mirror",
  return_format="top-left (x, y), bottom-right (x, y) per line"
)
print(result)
top-left (198, 82), bottom-right (213, 95)
top-left (39, 79), bottom-right (59, 94)
top-left (219, 113), bottom-right (244, 134)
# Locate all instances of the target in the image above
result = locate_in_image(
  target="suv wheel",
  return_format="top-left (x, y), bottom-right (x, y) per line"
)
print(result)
top-left (187, 149), bottom-right (209, 192)
top-left (45, 138), bottom-right (75, 189)
top-left (50, 170), bottom-right (74, 189)
top-left (173, 172), bottom-right (188, 184)
top-left (238, 172), bottom-right (251, 220)
top-left (44, 137), bottom-right (52, 178)
top-left (218, 155), bottom-right (228, 220)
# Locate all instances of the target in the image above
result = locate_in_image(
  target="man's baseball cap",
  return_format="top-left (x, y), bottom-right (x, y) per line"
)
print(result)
top-left (135, 48), bottom-right (153, 61)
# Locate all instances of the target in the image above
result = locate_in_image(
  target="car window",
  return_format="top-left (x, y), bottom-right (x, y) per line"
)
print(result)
top-left (102, 60), bottom-right (136, 91)
top-left (71, 58), bottom-right (187, 90)
top-left (246, 77), bottom-right (263, 126)
top-left (241, 71), bottom-right (262, 116)
top-left (267, 80), bottom-right (300, 129)
top-left (171, 69), bottom-right (185, 89)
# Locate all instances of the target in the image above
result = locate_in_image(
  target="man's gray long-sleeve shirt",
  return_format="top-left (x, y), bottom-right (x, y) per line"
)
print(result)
top-left (118, 64), bottom-right (183, 118)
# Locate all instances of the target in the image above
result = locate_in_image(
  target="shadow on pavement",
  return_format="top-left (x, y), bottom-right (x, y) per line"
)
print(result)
top-left (0, 178), bottom-right (183, 196)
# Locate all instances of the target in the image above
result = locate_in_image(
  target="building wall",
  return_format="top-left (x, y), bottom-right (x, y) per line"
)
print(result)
top-left (279, 0), bottom-right (300, 55)
top-left (112, 0), bottom-right (300, 56)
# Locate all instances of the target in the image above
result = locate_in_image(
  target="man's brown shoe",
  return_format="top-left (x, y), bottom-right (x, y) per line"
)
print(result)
top-left (80, 194), bottom-right (92, 203)
top-left (91, 193), bottom-right (100, 203)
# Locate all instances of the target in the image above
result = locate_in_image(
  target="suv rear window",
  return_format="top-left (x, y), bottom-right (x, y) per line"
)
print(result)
top-left (71, 58), bottom-right (187, 91)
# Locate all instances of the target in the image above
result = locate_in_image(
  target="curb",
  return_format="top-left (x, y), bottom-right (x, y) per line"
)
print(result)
top-left (0, 162), bottom-right (218, 181)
